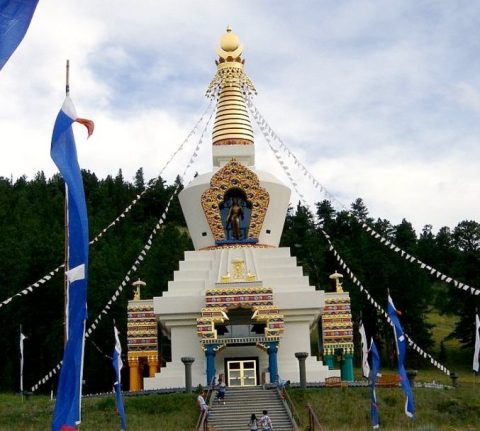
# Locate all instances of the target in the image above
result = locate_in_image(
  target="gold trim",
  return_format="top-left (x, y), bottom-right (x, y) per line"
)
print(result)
top-left (201, 159), bottom-right (269, 241)
top-left (199, 243), bottom-right (274, 250)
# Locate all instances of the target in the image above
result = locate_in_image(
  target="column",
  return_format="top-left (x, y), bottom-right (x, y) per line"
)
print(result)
top-left (295, 352), bottom-right (309, 389)
top-left (181, 357), bottom-right (195, 393)
top-left (267, 342), bottom-right (278, 384)
top-left (341, 354), bottom-right (354, 382)
top-left (148, 356), bottom-right (159, 378)
top-left (205, 344), bottom-right (217, 387)
top-left (128, 357), bottom-right (142, 392)
top-left (324, 354), bottom-right (335, 369)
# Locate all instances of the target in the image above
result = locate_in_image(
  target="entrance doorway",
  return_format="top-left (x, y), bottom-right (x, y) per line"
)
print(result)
top-left (226, 359), bottom-right (257, 387)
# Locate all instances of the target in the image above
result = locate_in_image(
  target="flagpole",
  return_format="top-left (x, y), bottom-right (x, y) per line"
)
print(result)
top-left (63, 59), bottom-right (70, 347)
top-left (475, 308), bottom-right (479, 385)
top-left (66, 59), bottom-right (70, 96)
top-left (20, 324), bottom-right (23, 401)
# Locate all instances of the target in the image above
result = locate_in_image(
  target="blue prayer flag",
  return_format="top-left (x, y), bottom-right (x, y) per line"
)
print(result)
top-left (113, 325), bottom-right (127, 430)
top-left (51, 96), bottom-right (93, 431)
top-left (387, 295), bottom-right (415, 419)
top-left (0, 0), bottom-right (39, 70)
top-left (370, 339), bottom-right (380, 429)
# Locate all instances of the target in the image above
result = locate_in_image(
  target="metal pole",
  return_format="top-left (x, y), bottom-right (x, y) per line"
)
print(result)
top-left (63, 60), bottom-right (69, 346)
top-left (66, 59), bottom-right (70, 96)
top-left (20, 324), bottom-right (23, 401)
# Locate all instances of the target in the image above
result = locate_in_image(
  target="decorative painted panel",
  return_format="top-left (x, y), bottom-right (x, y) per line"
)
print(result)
top-left (321, 296), bottom-right (354, 356)
top-left (201, 159), bottom-right (269, 242)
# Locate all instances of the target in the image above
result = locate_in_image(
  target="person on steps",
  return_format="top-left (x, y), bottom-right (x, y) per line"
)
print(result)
top-left (248, 413), bottom-right (259, 431)
top-left (197, 390), bottom-right (209, 416)
top-left (260, 409), bottom-right (273, 430)
top-left (215, 376), bottom-right (226, 404)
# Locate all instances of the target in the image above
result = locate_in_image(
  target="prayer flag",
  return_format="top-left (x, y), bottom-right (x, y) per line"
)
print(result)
top-left (359, 321), bottom-right (371, 379)
top-left (113, 325), bottom-right (127, 430)
top-left (387, 295), bottom-right (415, 419)
top-left (0, 0), bottom-right (39, 70)
top-left (51, 96), bottom-right (93, 431)
top-left (19, 330), bottom-right (27, 393)
top-left (370, 339), bottom-right (380, 429)
top-left (473, 313), bottom-right (480, 373)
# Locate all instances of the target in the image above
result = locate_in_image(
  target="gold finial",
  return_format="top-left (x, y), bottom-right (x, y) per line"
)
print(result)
top-left (220, 26), bottom-right (240, 53)
top-left (217, 26), bottom-right (243, 59)
top-left (207, 27), bottom-right (256, 147)
top-left (329, 271), bottom-right (344, 293)
top-left (132, 278), bottom-right (146, 300)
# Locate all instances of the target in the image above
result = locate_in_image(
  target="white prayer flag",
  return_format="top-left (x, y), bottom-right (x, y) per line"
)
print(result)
top-left (20, 330), bottom-right (27, 393)
top-left (473, 314), bottom-right (480, 373)
top-left (359, 322), bottom-right (371, 379)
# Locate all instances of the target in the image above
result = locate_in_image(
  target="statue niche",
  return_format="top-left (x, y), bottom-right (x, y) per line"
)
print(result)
top-left (220, 188), bottom-right (252, 241)
top-left (200, 159), bottom-right (269, 243)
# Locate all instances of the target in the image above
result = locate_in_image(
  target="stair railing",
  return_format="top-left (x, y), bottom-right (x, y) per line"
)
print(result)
top-left (196, 377), bottom-right (216, 431)
top-left (195, 409), bottom-right (208, 431)
top-left (306, 403), bottom-right (325, 431)
top-left (277, 387), bottom-right (301, 430)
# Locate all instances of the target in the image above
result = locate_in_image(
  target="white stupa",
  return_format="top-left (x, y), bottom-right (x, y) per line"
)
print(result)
top-left (141, 28), bottom-right (344, 390)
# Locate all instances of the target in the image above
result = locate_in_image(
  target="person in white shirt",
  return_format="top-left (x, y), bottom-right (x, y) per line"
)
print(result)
top-left (197, 390), bottom-right (209, 416)
top-left (248, 413), bottom-right (259, 430)
top-left (260, 410), bottom-right (273, 430)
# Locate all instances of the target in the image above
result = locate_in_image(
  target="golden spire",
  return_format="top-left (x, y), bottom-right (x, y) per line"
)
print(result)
top-left (207, 27), bottom-right (256, 147)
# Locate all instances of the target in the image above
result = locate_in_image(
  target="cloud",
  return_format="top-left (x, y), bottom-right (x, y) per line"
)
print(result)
top-left (1, 0), bottom-right (479, 234)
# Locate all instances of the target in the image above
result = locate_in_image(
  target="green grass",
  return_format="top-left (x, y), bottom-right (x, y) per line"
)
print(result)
top-left (0, 392), bottom-right (199, 431)
top-left (1, 381), bottom-right (480, 431)
top-left (426, 311), bottom-right (474, 372)
top-left (289, 384), bottom-right (480, 431)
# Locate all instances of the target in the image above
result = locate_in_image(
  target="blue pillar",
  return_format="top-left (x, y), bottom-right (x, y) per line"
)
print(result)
top-left (341, 354), bottom-right (354, 382)
top-left (267, 342), bottom-right (278, 384)
top-left (205, 344), bottom-right (217, 387)
top-left (324, 354), bottom-right (335, 369)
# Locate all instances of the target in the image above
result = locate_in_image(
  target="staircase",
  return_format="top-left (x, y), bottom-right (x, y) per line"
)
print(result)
top-left (207, 386), bottom-right (295, 431)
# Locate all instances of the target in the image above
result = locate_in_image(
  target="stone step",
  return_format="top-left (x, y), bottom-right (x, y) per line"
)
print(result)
top-left (207, 387), bottom-right (294, 431)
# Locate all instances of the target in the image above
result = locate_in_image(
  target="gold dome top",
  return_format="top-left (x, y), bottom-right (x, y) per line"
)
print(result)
top-left (220, 26), bottom-right (240, 52)
top-left (217, 26), bottom-right (243, 60)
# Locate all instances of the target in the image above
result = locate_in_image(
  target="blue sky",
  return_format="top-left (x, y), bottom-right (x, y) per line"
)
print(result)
top-left (1, 0), bottom-right (479, 233)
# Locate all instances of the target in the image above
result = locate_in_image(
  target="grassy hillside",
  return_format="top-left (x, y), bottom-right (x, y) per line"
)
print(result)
top-left (426, 310), bottom-right (473, 371)
top-left (1, 380), bottom-right (479, 431)
top-left (0, 392), bottom-right (198, 431)
top-left (290, 384), bottom-right (480, 431)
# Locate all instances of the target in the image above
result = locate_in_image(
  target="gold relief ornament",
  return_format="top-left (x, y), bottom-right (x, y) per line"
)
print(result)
top-left (231, 258), bottom-right (246, 280)
top-left (201, 159), bottom-right (269, 241)
top-left (221, 273), bottom-right (231, 283)
top-left (132, 278), bottom-right (147, 300)
top-left (329, 271), bottom-right (344, 293)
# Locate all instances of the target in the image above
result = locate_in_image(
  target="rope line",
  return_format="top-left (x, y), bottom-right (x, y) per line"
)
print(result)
top-left (1, 100), bottom-right (215, 311)
top-left (88, 338), bottom-right (113, 361)
top-left (322, 227), bottom-right (451, 376)
top-left (246, 96), bottom-right (480, 297)
top-left (251, 99), bottom-right (451, 376)
top-left (30, 106), bottom-right (215, 392)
